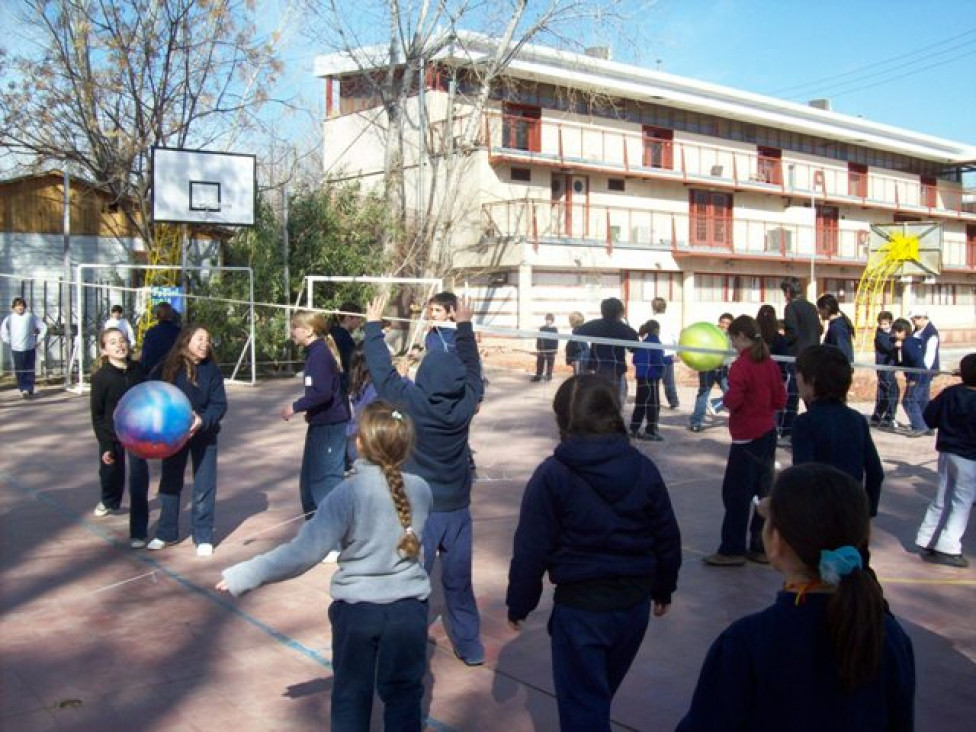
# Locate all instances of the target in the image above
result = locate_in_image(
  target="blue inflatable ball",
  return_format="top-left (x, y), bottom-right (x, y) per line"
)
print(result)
top-left (114, 382), bottom-right (194, 459)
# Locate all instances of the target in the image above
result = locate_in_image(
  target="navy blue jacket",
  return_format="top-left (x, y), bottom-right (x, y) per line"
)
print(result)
top-left (633, 334), bottom-right (664, 380)
top-left (364, 320), bottom-right (482, 511)
top-left (536, 324), bottom-right (558, 353)
top-left (678, 592), bottom-right (915, 731)
top-left (575, 317), bottom-right (639, 377)
top-left (507, 434), bottom-right (681, 622)
top-left (783, 297), bottom-right (822, 356)
top-left (170, 358), bottom-right (227, 440)
top-left (140, 321), bottom-right (181, 374)
top-left (898, 337), bottom-right (924, 381)
top-left (874, 328), bottom-right (897, 366)
top-left (823, 317), bottom-right (854, 362)
top-left (293, 339), bottom-right (348, 426)
top-left (914, 322), bottom-right (940, 371)
top-left (924, 383), bottom-right (976, 461)
top-left (791, 400), bottom-right (884, 516)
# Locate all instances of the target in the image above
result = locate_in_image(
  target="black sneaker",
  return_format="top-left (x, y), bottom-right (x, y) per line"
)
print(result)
top-left (688, 424), bottom-right (702, 433)
top-left (644, 431), bottom-right (664, 442)
top-left (920, 549), bottom-right (969, 568)
top-left (530, 375), bottom-right (542, 382)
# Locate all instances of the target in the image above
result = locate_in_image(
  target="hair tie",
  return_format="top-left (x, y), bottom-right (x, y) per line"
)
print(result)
top-left (404, 526), bottom-right (415, 535)
top-left (391, 410), bottom-right (403, 421)
top-left (819, 546), bottom-right (862, 585)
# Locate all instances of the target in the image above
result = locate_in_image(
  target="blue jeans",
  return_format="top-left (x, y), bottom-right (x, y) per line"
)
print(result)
top-left (299, 421), bottom-right (348, 517)
top-left (549, 600), bottom-right (650, 732)
top-left (98, 443), bottom-right (149, 539)
top-left (662, 359), bottom-right (678, 408)
top-left (423, 508), bottom-right (483, 661)
top-left (903, 378), bottom-right (926, 431)
top-left (719, 430), bottom-right (776, 556)
top-left (157, 434), bottom-right (218, 544)
top-left (872, 369), bottom-right (899, 423)
top-left (916, 372), bottom-right (933, 415)
top-left (690, 368), bottom-right (727, 427)
top-left (12, 349), bottom-right (36, 393)
top-left (329, 598), bottom-right (428, 732)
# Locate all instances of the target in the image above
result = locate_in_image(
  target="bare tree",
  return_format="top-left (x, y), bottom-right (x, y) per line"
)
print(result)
top-left (0, 0), bottom-right (284, 247)
top-left (303, 0), bottom-right (644, 281)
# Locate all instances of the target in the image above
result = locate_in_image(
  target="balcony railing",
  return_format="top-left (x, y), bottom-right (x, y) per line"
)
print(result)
top-left (478, 111), bottom-right (972, 218)
top-left (481, 199), bottom-right (876, 262)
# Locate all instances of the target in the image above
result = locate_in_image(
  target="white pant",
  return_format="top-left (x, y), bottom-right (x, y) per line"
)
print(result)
top-left (916, 452), bottom-right (976, 555)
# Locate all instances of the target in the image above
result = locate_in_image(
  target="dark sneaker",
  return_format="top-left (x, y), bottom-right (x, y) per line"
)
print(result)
top-left (905, 429), bottom-right (929, 438)
top-left (688, 424), bottom-right (703, 433)
top-left (530, 375), bottom-right (542, 382)
top-left (454, 648), bottom-right (485, 666)
top-left (920, 549), bottom-right (969, 568)
top-left (703, 553), bottom-right (746, 567)
top-left (644, 431), bottom-right (664, 442)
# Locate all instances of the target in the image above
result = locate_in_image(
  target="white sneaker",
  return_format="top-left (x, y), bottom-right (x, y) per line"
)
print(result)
top-left (196, 543), bottom-right (214, 557)
top-left (146, 538), bottom-right (169, 551)
top-left (92, 502), bottom-right (111, 517)
top-left (130, 538), bottom-right (148, 549)
top-left (322, 550), bottom-right (340, 564)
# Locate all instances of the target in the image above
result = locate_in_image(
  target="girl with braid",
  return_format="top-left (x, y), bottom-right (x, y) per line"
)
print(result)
top-left (218, 400), bottom-right (432, 730)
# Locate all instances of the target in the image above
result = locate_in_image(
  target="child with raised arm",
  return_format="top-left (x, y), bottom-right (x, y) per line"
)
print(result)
top-left (704, 315), bottom-right (786, 566)
top-left (89, 327), bottom-right (150, 546)
top-left (363, 293), bottom-right (486, 665)
top-left (218, 402), bottom-right (432, 730)
top-left (915, 352), bottom-right (976, 568)
top-left (507, 374), bottom-right (681, 731)
top-left (792, 345), bottom-right (884, 519)
top-left (679, 463), bottom-right (915, 731)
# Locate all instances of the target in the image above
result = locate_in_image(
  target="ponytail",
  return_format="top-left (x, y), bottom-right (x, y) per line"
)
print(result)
top-left (728, 315), bottom-right (770, 363)
top-left (827, 567), bottom-right (886, 692)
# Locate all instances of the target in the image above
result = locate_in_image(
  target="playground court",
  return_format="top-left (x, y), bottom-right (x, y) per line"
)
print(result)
top-left (1, 368), bottom-right (974, 731)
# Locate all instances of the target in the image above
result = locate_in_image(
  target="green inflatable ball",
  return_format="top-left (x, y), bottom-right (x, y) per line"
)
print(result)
top-left (678, 322), bottom-right (729, 372)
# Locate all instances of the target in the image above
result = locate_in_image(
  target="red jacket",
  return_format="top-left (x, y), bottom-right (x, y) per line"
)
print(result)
top-left (724, 350), bottom-right (787, 441)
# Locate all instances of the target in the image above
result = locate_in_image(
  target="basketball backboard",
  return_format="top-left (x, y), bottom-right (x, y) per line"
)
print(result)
top-left (866, 222), bottom-right (942, 277)
top-left (151, 147), bottom-right (256, 226)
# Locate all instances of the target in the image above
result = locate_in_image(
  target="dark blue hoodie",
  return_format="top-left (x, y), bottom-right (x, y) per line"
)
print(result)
top-left (364, 320), bottom-right (482, 511)
top-left (507, 434), bottom-right (681, 622)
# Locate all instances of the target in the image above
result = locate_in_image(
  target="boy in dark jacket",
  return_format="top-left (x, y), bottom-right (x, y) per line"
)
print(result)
top-left (531, 313), bottom-right (559, 382)
top-left (870, 311), bottom-right (899, 429)
top-left (507, 374), bottom-right (681, 731)
top-left (364, 293), bottom-right (486, 665)
top-left (893, 317), bottom-right (927, 435)
top-left (915, 353), bottom-right (976, 567)
top-left (630, 320), bottom-right (665, 441)
top-left (792, 345), bottom-right (884, 517)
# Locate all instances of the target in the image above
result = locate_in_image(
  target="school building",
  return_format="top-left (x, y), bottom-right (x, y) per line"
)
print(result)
top-left (315, 32), bottom-right (976, 349)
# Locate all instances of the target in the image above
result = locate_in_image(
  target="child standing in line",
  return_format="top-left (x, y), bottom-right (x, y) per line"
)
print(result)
top-left (915, 353), bottom-right (976, 568)
top-left (281, 311), bottom-right (349, 528)
top-left (679, 463), bottom-right (915, 731)
top-left (791, 345), bottom-right (884, 519)
top-left (103, 304), bottom-right (136, 345)
top-left (531, 313), bottom-right (559, 382)
top-left (424, 291), bottom-right (458, 354)
top-left (89, 327), bottom-right (150, 547)
top-left (218, 402), bottom-right (433, 731)
top-left (629, 319), bottom-right (665, 441)
top-left (147, 325), bottom-right (227, 557)
top-left (870, 311), bottom-right (899, 429)
top-left (816, 293), bottom-right (855, 363)
top-left (507, 375), bottom-right (681, 731)
top-left (704, 315), bottom-right (786, 567)
top-left (364, 293), bottom-right (486, 666)
top-left (564, 311), bottom-right (590, 376)
top-left (892, 317), bottom-right (928, 436)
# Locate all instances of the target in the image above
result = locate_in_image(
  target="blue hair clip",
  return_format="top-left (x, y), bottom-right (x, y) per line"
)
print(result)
top-left (819, 546), bottom-right (862, 585)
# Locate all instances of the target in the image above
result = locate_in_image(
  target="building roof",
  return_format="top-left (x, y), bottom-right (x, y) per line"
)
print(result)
top-left (315, 31), bottom-right (976, 167)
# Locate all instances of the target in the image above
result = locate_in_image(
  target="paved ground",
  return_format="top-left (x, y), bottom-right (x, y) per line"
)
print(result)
top-left (1, 366), bottom-right (974, 731)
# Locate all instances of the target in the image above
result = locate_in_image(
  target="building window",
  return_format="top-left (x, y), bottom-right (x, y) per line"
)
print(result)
top-left (756, 146), bottom-right (782, 184)
top-left (642, 126), bottom-right (674, 169)
top-left (924, 284), bottom-right (956, 306)
top-left (689, 190), bottom-right (733, 248)
top-left (848, 162), bottom-right (868, 198)
top-left (967, 226), bottom-right (976, 268)
top-left (608, 178), bottom-right (625, 192)
top-left (510, 167), bottom-right (531, 182)
top-left (920, 176), bottom-right (937, 208)
top-left (501, 102), bottom-right (541, 152)
top-left (816, 205), bottom-right (839, 256)
top-left (823, 279), bottom-right (860, 304)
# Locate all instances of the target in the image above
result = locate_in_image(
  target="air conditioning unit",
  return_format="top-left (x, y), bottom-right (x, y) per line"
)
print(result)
top-left (765, 228), bottom-right (793, 253)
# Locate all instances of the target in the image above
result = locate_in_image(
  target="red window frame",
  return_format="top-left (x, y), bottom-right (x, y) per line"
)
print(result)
top-left (848, 162), bottom-right (868, 198)
top-left (501, 103), bottom-right (541, 152)
top-left (967, 225), bottom-right (976, 268)
top-left (920, 176), bottom-right (938, 208)
top-left (642, 126), bottom-right (674, 170)
top-left (816, 205), bottom-right (839, 257)
top-left (689, 190), bottom-right (733, 249)
top-left (756, 146), bottom-right (782, 185)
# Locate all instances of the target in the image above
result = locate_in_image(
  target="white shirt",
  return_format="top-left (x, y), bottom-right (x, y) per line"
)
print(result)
top-left (104, 316), bottom-right (136, 344)
top-left (1, 311), bottom-right (47, 351)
